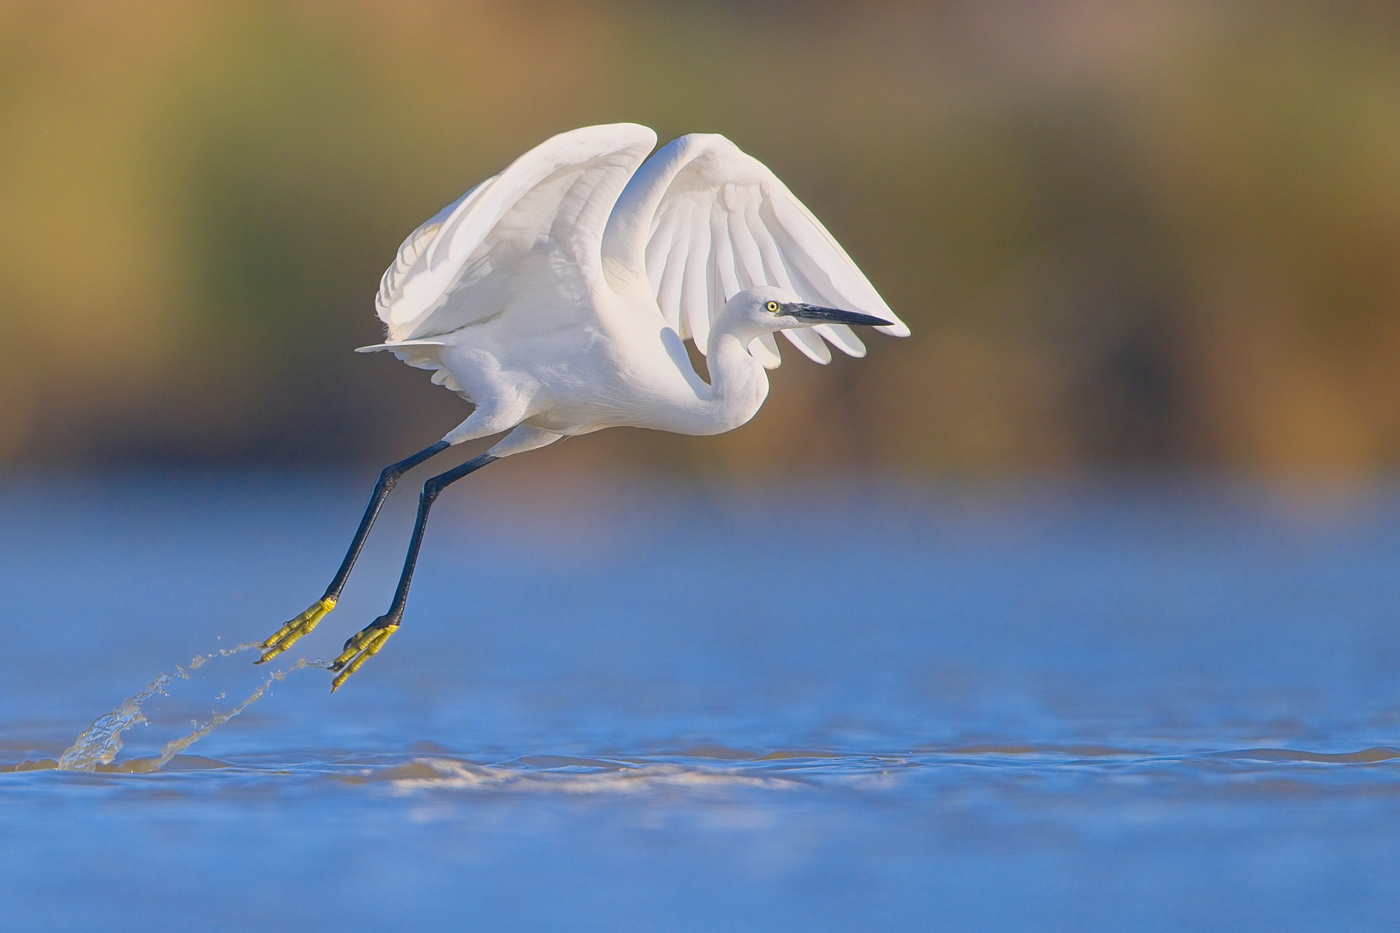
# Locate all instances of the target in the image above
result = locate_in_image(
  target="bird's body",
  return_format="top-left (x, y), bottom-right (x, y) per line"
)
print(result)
top-left (359, 123), bottom-right (907, 456)
top-left (391, 274), bottom-right (777, 450)
top-left (256, 123), bottom-right (909, 687)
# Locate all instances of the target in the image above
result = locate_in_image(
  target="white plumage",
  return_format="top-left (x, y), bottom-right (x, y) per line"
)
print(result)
top-left (360, 123), bottom-right (908, 459)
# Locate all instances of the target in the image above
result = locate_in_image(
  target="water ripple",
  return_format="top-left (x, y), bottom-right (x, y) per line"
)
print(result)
top-left (8, 744), bottom-right (1399, 801)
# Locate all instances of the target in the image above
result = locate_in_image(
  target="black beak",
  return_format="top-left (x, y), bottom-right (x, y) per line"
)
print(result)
top-left (783, 302), bottom-right (893, 327)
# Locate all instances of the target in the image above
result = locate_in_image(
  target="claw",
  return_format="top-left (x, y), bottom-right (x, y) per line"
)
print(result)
top-left (256, 597), bottom-right (337, 664)
top-left (329, 619), bottom-right (397, 692)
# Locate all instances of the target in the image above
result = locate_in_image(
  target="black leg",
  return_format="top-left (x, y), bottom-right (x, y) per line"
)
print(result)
top-left (256, 440), bottom-right (451, 664)
top-left (322, 440), bottom-right (452, 603)
top-left (329, 452), bottom-right (498, 690)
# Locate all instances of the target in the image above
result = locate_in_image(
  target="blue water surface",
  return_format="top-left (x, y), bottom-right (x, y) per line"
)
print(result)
top-left (3, 469), bottom-right (1400, 931)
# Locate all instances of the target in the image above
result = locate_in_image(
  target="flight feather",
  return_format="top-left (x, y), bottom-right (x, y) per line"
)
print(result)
top-left (602, 133), bottom-right (908, 369)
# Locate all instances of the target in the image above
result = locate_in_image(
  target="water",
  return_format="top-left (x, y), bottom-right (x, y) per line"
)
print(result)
top-left (3, 471), bottom-right (1400, 930)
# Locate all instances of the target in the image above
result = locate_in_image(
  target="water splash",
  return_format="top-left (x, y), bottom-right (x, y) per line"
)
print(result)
top-left (57, 643), bottom-right (326, 772)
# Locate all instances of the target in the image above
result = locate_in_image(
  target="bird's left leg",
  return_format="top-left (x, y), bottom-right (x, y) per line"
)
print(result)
top-left (329, 452), bottom-right (498, 691)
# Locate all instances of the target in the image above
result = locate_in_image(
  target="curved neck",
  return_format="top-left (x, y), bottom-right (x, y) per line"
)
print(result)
top-left (654, 322), bottom-right (769, 437)
top-left (703, 330), bottom-right (770, 433)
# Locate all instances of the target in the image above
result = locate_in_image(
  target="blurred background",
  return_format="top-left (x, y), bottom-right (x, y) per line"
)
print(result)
top-left (2, 0), bottom-right (1399, 478)
top-left (8, 7), bottom-right (1400, 926)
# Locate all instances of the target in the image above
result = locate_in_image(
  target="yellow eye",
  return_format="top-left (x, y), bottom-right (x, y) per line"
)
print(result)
top-left (766, 301), bottom-right (780, 312)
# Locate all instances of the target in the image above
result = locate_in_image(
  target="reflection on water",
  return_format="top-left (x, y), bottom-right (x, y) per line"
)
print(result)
top-left (3, 473), bottom-right (1400, 931)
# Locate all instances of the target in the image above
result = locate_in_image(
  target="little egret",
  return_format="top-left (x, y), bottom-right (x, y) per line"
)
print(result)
top-left (255, 123), bottom-right (910, 689)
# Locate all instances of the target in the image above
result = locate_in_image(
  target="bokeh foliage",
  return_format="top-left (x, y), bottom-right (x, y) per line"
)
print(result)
top-left (2, 0), bottom-right (1399, 475)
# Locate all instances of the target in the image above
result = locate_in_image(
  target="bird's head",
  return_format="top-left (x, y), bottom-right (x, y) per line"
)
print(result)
top-left (720, 286), bottom-right (893, 342)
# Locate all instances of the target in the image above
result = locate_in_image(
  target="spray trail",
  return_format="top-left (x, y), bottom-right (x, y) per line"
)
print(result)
top-left (57, 643), bottom-right (325, 772)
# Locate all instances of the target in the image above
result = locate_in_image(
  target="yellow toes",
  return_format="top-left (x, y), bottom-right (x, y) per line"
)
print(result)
top-left (256, 597), bottom-right (337, 664)
top-left (329, 622), bottom-right (396, 692)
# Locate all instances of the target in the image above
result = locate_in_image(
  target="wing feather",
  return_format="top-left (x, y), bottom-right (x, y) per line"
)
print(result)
top-left (378, 123), bottom-right (657, 342)
top-left (654, 200), bottom-right (691, 332)
top-left (754, 333), bottom-right (783, 369)
top-left (744, 205), bottom-right (797, 292)
top-left (727, 200), bottom-right (765, 290)
top-left (710, 207), bottom-right (742, 303)
top-left (732, 202), bottom-right (827, 362)
top-left (644, 205), bottom-right (681, 294)
top-left (602, 132), bottom-right (909, 370)
top-left (813, 322), bottom-right (866, 358)
top-left (681, 206), bottom-right (712, 345)
top-left (785, 324), bottom-right (834, 364)
top-left (767, 196), bottom-right (863, 312)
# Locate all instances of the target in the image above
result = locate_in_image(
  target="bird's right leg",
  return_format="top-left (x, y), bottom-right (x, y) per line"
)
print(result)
top-left (328, 452), bottom-right (498, 690)
top-left (327, 424), bottom-right (562, 690)
top-left (256, 440), bottom-right (451, 663)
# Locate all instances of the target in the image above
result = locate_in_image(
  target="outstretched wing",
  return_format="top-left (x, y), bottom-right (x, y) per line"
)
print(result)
top-left (601, 134), bottom-right (909, 369)
top-left (375, 123), bottom-right (659, 342)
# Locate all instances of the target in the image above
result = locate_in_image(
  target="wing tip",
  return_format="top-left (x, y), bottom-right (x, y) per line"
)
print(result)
top-left (356, 339), bottom-right (447, 353)
top-left (547, 122), bottom-right (658, 157)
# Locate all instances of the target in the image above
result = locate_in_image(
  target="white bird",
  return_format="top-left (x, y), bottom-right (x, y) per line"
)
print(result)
top-left (255, 123), bottom-right (910, 689)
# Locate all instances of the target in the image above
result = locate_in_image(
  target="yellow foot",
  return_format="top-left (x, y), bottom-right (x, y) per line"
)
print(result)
top-left (256, 597), bottom-right (337, 664)
top-left (329, 620), bottom-right (397, 692)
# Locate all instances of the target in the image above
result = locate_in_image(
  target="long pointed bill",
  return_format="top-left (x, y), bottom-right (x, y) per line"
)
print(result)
top-left (784, 303), bottom-right (893, 327)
